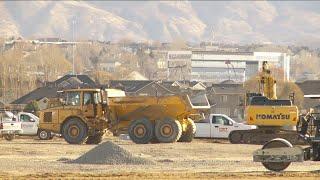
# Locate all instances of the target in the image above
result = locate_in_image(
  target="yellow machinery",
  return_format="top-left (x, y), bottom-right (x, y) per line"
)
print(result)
top-left (38, 88), bottom-right (210, 144)
top-left (38, 89), bottom-right (108, 144)
top-left (106, 94), bottom-right (210, 144)
top-left (229, 61), bottom-right (300, 144)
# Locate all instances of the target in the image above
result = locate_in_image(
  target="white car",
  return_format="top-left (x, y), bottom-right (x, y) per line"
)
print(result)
top-left (195, 114), bottom-right (256, 138)
top-left (1, 111), bottom-right (53, 140)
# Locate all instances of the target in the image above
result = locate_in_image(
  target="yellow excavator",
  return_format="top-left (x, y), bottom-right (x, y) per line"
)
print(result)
top-left (228, 61), bottom-right (302, 144)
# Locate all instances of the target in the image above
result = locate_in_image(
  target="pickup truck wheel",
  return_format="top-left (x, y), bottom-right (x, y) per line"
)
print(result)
top-left (38, 130), bottom-right (51, 140)
top-left (4, 134), bottom-right (14, 141)
top-left (128, 118), bottom-right (153, 144)
top-left (155, 118), bottom-right (182, 143)
top-left (62, 118), bottom-right (88, 144)
top-left (178, 119), bottom-right (196, 142)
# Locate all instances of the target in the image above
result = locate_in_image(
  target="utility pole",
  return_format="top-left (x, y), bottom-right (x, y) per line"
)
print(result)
top-left (72, 19), bottom-right (75, 75)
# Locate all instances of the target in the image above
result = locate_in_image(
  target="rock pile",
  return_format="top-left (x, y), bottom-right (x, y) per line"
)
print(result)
top-left (71, 141), bottom-right (154, 165)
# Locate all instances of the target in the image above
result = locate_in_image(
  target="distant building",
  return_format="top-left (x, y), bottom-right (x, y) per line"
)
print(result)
top-left (206, 81), bottom-right (245, 122)
top-left (296, 80), bottom-right (320, 112)
top-left (254, 52), bottom-right (290, 81)
top-left (108, 80), bottom-right (180, 96)
top-left (167, 51), bottom-right (192, 81)
top-left (191, 51), bottom-right (252, 83)
top-left (11, 75), bottom-right (96, 106)
top-left (125, 71), bottom-right (148, 81)
top-left (99, 61), bottom-right (116, 73)
top-left (167, 50), bottom-right (291, 83)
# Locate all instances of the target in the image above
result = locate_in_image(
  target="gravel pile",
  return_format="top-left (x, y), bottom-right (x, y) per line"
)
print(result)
top-left (71, 141), bottom-right (154, 165)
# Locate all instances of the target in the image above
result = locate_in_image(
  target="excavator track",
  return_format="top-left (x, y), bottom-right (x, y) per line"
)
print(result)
top-left (229, 129), bottom-right (306, 145)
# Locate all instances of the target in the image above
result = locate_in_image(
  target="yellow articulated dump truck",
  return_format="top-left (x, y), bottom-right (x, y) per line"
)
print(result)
top-left (38, 88), bottom-right (210, 144)
top-left (106, 94), bottom-right (210, 144)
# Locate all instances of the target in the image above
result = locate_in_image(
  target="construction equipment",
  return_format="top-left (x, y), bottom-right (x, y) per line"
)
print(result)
top-left (106, 93), bottom-right (210, 144)
top-left (253, 112), bottom-right (320, 171)
top-left (228, 61), bottom-right (301, 144)
top-left (38, 88), bottom-right (210, 144)
top-left (38, 89), bottom-right (108, 144)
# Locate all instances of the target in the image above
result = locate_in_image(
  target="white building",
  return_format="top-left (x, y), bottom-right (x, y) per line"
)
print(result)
top-left (191, 51), bottom-right (254, 83)
top-left (166, 50), bottom-right (291, 83)
top-left (167, 51), bottom-right (192, 81)
top-left (253, 52), bottom-right (290, 81)
top-left (99, 60), bottom-right (116, 73)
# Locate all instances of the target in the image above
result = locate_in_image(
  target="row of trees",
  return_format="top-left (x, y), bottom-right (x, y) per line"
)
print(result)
top-left (0, 44), bottom-right (71, 103)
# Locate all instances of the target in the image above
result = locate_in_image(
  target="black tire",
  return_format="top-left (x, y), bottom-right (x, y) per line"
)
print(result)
top-left (38, 129), bottom-right (51, 140)
top-left (85, 133), bottom-right (103, 144)
top-left (4, 134), bottom-right (14, 141)
top-left (155, 118), bottom-right (182, 143)
top-left (62, 118), bottom-right (88, 144)
top-left (128, 118), bottom-right (154, 144)
top-left (229, 130), bottom-right (242, 144)
top-left (262, 138), bottom-right (292, 172)
top-left (179, 119), bottom-right (196, 142)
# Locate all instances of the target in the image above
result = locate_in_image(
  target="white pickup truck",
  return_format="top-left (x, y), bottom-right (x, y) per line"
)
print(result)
top-left (195, 114), bottom-right (256, 138)
top-left (0, 111), bottom-right (53, 140)
top-left (0, 111), bottom-right (23, 141)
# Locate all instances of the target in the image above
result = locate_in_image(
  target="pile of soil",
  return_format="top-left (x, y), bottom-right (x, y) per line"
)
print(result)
top-left (71, 141), bottom-right (154, 165)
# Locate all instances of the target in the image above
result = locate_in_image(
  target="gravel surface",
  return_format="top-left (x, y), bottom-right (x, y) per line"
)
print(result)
top-left (71, 141), bottom-right (154, 165)
top-left (0, 137), bottom-right (319, 179)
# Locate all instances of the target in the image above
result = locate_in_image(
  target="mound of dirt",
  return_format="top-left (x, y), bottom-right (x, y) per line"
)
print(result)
top-left (71, 141), bottom-right (154, 165)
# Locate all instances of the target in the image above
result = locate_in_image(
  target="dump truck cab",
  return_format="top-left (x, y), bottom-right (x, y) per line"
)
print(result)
top-left (38, 89), bottom-right (108, 144)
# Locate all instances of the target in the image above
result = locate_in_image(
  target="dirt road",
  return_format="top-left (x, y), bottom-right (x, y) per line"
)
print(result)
top-left (0, 137), bottom-right (319, 179)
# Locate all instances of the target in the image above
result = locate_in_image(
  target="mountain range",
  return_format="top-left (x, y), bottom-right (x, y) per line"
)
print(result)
top-left (1, 1), bottom-right (319, 47)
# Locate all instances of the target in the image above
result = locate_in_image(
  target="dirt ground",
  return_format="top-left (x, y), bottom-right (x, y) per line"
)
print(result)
top-left (0, 137), bottom-right (319, 179)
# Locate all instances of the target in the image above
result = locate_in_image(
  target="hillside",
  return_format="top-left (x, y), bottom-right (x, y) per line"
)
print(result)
top-left (0, 1), bottom-right (319, 47)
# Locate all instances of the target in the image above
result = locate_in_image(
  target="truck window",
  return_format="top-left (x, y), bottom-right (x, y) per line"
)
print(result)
top-left (20, 114), bottom-right (31, 122)
top-left (66, 92), bottom-right (80, 106)
top-left (212, 116), bottom-right (224, 125)
top-left (222, 117), bottom-right (233, 126)
top-left (93, 92), bottom-right (102, 104)
top-left (83, 92), bottom-right (93, 105)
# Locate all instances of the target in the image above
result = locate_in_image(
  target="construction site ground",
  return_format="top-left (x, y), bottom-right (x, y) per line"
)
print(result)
top-left (0, 137), bottom-right (319, 179)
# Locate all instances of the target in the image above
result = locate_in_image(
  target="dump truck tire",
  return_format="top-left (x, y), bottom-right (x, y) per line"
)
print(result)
top-left (85, 133), bottom-right (103, 144)
top-left (179, 119), bottom-right (196, 142)
top-left (128, 118), bottom-right (154, 144)
top-left (155, 118), bottom-right (182, 143)
top-left (62, 118), bottom-right (88, 144)
top-left (4, 134), bottom-right (14, 141)
top-left (38, 129), bottom-right (51, 140)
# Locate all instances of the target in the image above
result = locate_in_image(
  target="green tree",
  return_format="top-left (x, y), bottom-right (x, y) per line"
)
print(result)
top-left (24, 101), bottom-right (40, 113)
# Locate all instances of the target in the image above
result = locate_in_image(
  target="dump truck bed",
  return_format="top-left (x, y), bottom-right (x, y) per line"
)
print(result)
top-left (107, 94), bottom-right (210, 133)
